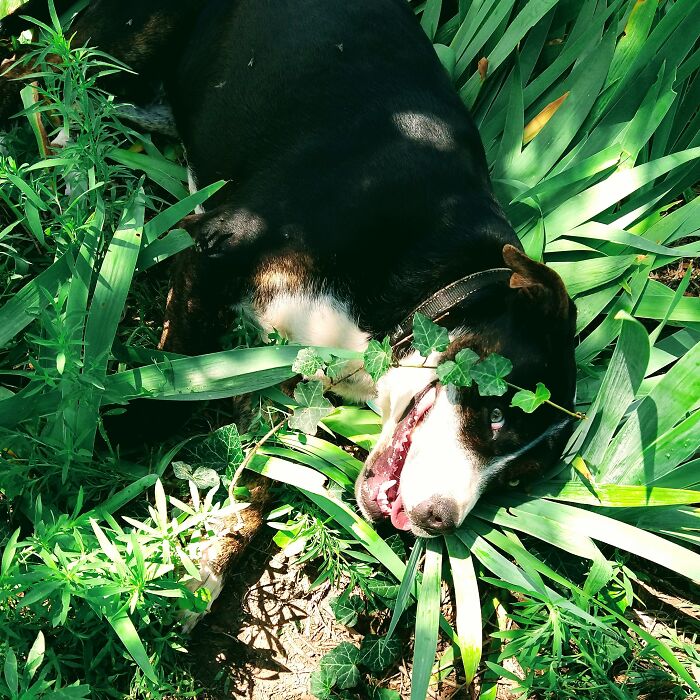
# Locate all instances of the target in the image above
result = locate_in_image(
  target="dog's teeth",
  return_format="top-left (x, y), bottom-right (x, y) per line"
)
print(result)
top-left (377, 479), bottom-right (397, 499)
top-left (376, 479), bottom-right (398, 514)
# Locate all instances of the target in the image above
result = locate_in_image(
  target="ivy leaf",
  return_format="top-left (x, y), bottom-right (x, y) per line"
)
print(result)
top-left (363, 337), bottom-right (392, 382)
top-left (288, 380), bottom-right (333, 435)
top-left (320, 642), bottom-right (361, 690)
top-left (326, 355), bottom-right (354, 382)
top-left (194, 423), bottom-right (244, 473)
top-left (412, 312), bottom-right (450, 357)
top-left (368, 686), bottom-right (402, 700)
top-left (172, 461), bottom-right (193, 480)
top-left (436, 347), bottom-right (479, 387)
top-left (330, 591), bottom-right (365, 627)
top-left (293, 347), bottom-right (325, 376)
top-left (191, 467), bottom-right (220, 491)
top-left (471, 353), bottom-right (513, 396)
top-left (358, 634), bottom-right (402, 674)
top-left (365, 578), bottom-right (400, 603)
top-left (385, 533), bottom-right (406, 560)
top-left (172, 461), bottom-right (219, 490)
top-left (511, 382), bottom-right (551, 413)
top-left (309, 666), bottom-right (335, 699)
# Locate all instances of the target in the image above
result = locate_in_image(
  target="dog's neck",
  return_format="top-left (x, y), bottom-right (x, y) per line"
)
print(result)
top-left (359, 211), bottom-right (518, 338)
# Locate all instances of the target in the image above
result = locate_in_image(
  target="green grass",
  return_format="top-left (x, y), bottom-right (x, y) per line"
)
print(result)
top-left (0, 0), bottom-right (699, 698)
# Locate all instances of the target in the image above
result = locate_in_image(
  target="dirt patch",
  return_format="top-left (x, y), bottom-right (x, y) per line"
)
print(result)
top-left (651, 257), bottom-right (700, 297)
top-left (185, 530), bottom-right (502, 700)
top-left (188, 532), bottom-right (360, 699)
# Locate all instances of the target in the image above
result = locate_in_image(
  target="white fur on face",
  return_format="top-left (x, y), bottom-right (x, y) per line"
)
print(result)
top-left (398, 383), bottom-right (483, 535)
top-left (354, 349), bottom-right (439, 523)
top-left (255, 291), bottom-right (375, 403)
top-left (373, 348), bottom-right (440, 434)
top-left (366, 345), bottom-right (486, 536)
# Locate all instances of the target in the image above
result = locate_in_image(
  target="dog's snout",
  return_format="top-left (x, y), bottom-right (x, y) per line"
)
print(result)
top-left (412, 497), bottom-right (459, 534)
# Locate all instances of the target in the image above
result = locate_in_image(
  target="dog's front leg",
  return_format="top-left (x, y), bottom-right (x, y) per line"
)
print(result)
top-left (159, 246), bottom-right (234, 356)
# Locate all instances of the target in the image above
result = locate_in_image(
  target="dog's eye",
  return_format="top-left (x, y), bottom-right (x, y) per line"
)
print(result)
top-left (490, 408), bottom-right (505, 430)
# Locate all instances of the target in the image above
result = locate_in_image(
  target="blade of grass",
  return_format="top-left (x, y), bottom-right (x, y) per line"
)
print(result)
top-left (649, 263), bottom-right (693, 345)
top-left (609, 410), bottom-right (700, 488)
top-left (577, 312), bottom-right (649, 469)
top-left (605, 0), bottom-right (657, 88)
top-left (510, 497), bottom-right (700, 583)
top-left (106, 148), bottom-right (188, 199)
top-left (76, 189), bottom-right (144, 449)
top-left (387, 538), bottom-right (425, 638)
top-left (549, 255), bottom-right (637, 296)
top-left (104, 605), bottom-right (158, 683)
top-left (602, 339), bottom-right (700, 483)
top-left (492, 59), bottom-right (523, 181)
top-left (444, 535), bottom-right (481, 686)
top-left (259, 446), bottom-right (353, 490)
top-left (142, 180), bottom-right (225, 245)
top-left (136, 228), bottom-right (194, 271)
top-left (459, 0), bottom-right (559, 107)
top-left (635, 279), bottom-right (700, 325)
top-left (321, 406), bottom-right (381, 451)
top-left (0, 251), bottom-right (71, 349)
top-left (247, 454), bottom-right (328, 495)
top-left (473, 501), bottom-right (605, 561)
top-left (277, 432), bottom-right (364, 481)
top-left (510, 28), bottom-right (614, 186)
top-left (411, 537), bottom-right (443, 700)
top-left (526, 481), bottom-right (700, 508)
top-left (103, 346), bottom-right (302, 402)
top-left (420, 0), bottom-right (442, 42)
top-left (543, 147), bottom-right (700, 237)
top-left (575, 265), bottom-right (650, 364)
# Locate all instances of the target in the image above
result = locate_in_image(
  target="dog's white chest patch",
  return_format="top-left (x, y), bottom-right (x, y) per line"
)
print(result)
top-left (255, 291), bottom-right (375, 402)
top-left (257, 291), bottom-right (369, 350)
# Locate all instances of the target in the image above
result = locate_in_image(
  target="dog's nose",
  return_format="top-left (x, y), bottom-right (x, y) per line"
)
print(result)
top-left (412, 497), bottom-right (459, 534)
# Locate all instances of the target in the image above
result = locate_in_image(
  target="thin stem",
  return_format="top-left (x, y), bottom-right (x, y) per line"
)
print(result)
top-left (328, 364), bottom-right (364, 387)
top-left (394, 362), bottom-right (439, 369)
top-left (507, 381), bottom-right (586, 420)
top-left (228, 416), bottom-right (287, 502)
top-left (391, 361), bottom-right (585, 420)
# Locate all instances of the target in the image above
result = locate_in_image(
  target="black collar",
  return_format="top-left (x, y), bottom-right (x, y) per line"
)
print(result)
top-left (390, 268), bottom-right (512, 349)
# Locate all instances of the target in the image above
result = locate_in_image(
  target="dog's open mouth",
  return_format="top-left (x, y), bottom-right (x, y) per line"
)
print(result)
top-left (363, 383), bottom-right (437, 530)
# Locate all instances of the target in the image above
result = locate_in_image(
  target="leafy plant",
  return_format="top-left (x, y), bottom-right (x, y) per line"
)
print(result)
top-left (310, 638), bottom-right (402, 700)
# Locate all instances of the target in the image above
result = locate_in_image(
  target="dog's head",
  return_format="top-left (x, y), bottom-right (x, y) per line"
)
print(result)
top-left (355, 244), bottom-right (577, 537)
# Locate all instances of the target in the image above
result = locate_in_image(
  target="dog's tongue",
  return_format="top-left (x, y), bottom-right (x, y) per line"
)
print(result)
top-left (390, 493), bottom-right (411, 530)
top-left (386, 386), bottom-right (437, 532)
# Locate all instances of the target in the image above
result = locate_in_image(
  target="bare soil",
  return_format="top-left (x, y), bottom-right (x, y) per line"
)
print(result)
top-left (185, 531), bottom-right (506, 700)
top-left (651, 257), bottom-right (700, 297)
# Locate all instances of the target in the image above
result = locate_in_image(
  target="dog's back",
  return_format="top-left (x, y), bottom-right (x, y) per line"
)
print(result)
top-left (161, 0), bottom-right (515, 342)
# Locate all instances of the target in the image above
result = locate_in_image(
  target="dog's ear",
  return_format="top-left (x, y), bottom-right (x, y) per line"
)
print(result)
top-left (502, 244), bottom-right (570, 318)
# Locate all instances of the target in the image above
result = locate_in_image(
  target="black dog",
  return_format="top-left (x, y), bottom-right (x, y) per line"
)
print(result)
top-left (2, 0), bottom-right (577, 537)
